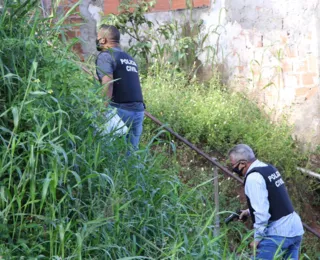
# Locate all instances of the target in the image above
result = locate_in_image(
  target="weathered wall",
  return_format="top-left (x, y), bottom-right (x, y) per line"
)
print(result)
top-left (78, 0), bottom-right (102, 57)
top-left (142, 0), bottom-right (320, 148)
top-left (66, 0), bottom-right (320, 148)
top-left (208, 0), bottom-right (320, 148)
top-left (53, 0), bottom-right (102, 58)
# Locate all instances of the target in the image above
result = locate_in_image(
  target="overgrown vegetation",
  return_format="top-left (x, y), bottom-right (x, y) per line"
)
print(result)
top-left (143, 66), bottom-right (301, 175)
top-left (0, 1), bottom-right (255, 258)
top-left (1, 0), bottom-right (319, 258)
top-left (104, 0), bottom-right (320, 257)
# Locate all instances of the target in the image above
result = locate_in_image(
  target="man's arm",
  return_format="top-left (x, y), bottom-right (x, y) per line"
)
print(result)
top-left (101, 74), bottom-right (113, 106)
top-left (245, 172), bottom-right (270, 243)
top-left (96, 52), bottom-right (115, 106)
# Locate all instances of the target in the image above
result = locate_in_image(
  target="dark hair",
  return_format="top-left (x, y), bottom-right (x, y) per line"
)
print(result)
top-left (99, 24), bottom-right (120, 43)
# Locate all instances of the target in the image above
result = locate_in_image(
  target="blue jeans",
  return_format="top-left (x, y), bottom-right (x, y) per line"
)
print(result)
top-left (255, 235), bottom-right (302, 260)
top-left (116, 108), bottom-right (144, 150)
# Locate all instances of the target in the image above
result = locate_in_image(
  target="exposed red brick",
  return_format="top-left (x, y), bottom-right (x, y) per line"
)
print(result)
top-left (66, 30), bottom-right (76, 38)
top-left (301, 73), bottom-right (317, 85)
top-left (104, 0), bottom-right (210, 14)
top-left (281, 35), bottom-right (288, 44)
top-left (59, 0), bottom-right (69, 5)
top-left (75, 30), bottom-right (81, 37)
top-left (68, 17), bottom-right (84, 24)
top-left (153, 0), bottom-right (170, 11)
top-left (193, 0), bottom-right (210, 8)
top-left (172, 0), bottom-right (187, 10)
top-left (104, 0), bottom-right (120, 14)
top-left (73, 43), bottom-right (84, 61)
top-left (256, 41), bottom-right (263, 47)
top-left (305, 87), bottom-right (319, 100)
top-left (295, 87), bottom-right (309, 97)
top-left (237, 66), bottom-right (244, 73)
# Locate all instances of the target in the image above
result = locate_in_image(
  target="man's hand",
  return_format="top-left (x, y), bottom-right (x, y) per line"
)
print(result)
top-left (239, 209), bottom-right (250, 221)
top-left (250, 240), bottom-right (260, 249)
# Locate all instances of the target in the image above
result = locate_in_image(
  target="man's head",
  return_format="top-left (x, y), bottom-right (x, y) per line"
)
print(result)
top-left (228, 144), bottom-right (256, 177)
top-left (96, 25), bottom-right (120, 51)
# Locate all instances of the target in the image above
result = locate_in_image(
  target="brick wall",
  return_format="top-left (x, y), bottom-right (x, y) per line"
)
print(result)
top-left (215, 0), bottom-right (320, 146)
top-left (55, 0), bottom-right (320, 146)
top-left (56, 0), bottom-right (84, 59)
top-left (104, 0), bottom-right (210, 14)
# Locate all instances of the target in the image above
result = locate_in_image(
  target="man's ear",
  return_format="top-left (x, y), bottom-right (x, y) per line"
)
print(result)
top-left (100, 38), bottom-right (107, 44)
top-left (240, 161), bottom-right (247, 169)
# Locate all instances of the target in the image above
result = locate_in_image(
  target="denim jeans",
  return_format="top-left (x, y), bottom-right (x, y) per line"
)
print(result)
top-left (255, 235), bottom-right (302, 260)
top-left (116, 107), bottom-right (144, 150)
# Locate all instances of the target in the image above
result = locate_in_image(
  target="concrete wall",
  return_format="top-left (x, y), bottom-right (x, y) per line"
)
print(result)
top-left (67, 0), bottom-right (320, 148)
top-left (210, 0), bottom-right (320, 148)
top-left (54, 0), bottom-right (103, 59)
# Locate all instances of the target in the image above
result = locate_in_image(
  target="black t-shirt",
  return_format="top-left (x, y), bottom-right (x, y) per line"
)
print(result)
top-left (96, 47), bottom-right (144, 112)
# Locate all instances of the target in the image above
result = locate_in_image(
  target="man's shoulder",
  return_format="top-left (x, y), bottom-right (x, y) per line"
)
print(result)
top-left (246, 171), bottom-right (265, 185)
top-left (97, 51), bottom-right (117, 64)
top-left (97, 50), bottom-right (113, 58)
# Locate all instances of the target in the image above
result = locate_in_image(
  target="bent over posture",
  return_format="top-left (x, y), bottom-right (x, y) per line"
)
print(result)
top-left (228, 144), bottom-right (304, 259)
top-left (96, 25), bottom-right (145, 150)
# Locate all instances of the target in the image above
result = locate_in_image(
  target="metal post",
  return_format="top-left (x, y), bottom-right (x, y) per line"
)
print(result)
top-left (213, 166), bottom-right (220, 237)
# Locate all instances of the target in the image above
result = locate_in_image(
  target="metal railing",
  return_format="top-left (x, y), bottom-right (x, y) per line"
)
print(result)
top-left (144, 111), bottom-right (320, 239)
top-left (80, 65), bottom-right (320, 240)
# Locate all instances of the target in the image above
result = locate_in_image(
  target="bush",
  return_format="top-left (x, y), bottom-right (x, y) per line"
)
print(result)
top-left (0, 1), bottom-right (253, 258)
top-left (143, 65), bottom-right (302, 176)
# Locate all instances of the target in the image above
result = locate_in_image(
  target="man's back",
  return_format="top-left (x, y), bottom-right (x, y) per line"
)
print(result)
top-left (244, 160), bottom-right (304, 239)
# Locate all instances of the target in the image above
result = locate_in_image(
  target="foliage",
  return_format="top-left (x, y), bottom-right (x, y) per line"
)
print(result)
top-left (101, 0), bottom-right (156, 69)
top-left (142, 66), bottom-right (320, 257)
top-left (101, 0), bottom-right (214, 79)
top-left (0, 1), bottom-right (256, 258)
top-left (1, 0), bottom-right (319, 258)
top-left (143, 65), bottom-right (302, 176)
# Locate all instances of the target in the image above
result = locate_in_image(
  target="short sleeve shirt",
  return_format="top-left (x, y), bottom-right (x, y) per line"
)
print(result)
top-left (96, 47), bottom-right (144, 112)
top-left (96, 49), bottom-right (118, 80)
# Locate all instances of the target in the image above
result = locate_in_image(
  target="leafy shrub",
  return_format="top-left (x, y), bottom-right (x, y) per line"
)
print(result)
top-left (0, 1), bottom-right (255, 258)
top-left (143, 65), bottom-right (302, 176)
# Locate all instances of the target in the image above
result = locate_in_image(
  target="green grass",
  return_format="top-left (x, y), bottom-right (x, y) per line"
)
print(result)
top-left (0, 1), bottom-right (253, 258)
top-left (142, 65), bottom-right (303, 176)
top-left (0, 0), bottom-right (319, 259)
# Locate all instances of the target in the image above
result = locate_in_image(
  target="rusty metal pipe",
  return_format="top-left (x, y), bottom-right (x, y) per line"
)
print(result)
top-left (80, 65), bottom-right (319, 240)
top-left (145, 111), bottom-right (320, 240)
top-left (145, 111), bottom-right (243, 184)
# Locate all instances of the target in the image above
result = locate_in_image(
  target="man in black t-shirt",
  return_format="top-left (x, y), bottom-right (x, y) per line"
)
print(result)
top-left (96, 25), bottom-right (145, 150)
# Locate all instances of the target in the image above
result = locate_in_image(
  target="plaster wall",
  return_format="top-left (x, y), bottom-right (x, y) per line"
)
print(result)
top-left (77, 0), bottom-right (320, 148)
top-left (210, 0), bottom-right (320, 147)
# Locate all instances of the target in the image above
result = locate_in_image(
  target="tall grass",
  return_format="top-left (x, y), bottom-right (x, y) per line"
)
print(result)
top-left (1, 1), bottom-right (318, 259)
top-left (0, 1), bottom-right (258, 258)
top-left (143, 65), bottom-right (302, 176)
